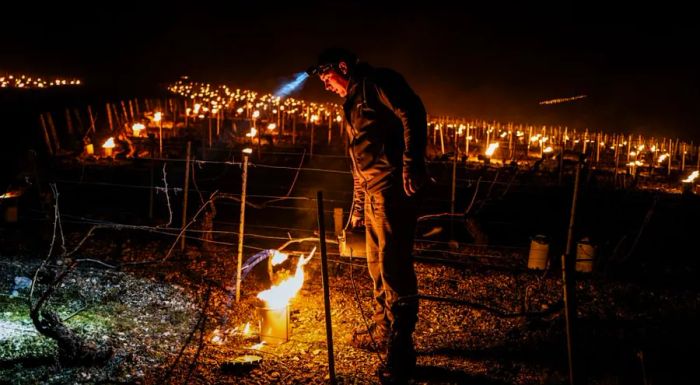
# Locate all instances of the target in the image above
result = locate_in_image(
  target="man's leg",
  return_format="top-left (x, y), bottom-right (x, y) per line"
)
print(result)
top-left (365, 192), bottom-right (391, 331)
top-left (370, 187), bottom-right (419, 382)
top-left (349, 192), bottom-right (390, 351)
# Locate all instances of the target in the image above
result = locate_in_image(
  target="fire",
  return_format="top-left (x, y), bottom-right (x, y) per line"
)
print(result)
top-left (249, 341), bottom-right (266, 350)
top-left (242, 322), bottom-right (251, 336)
top-left (102, 137), bottom-right (115, 148)
top-left (658, 153), bottom-right (669, 163)
top-left (267, 123), bottom-right (277, 131)
top-left (131, 123), bottom-right (145, 136)
top-left (543, 146), bottom-right (553, 154)
top-left (485, 142), bottom-right (499, 157)
top-left (0, 191), bottom-right (21, 199)
top-left (270, 250), bottom-right (289, 266)
top-left (246, 127), bottom-right (258, 137)
top-left (211, 327), bottom-right (223, 344)
top-left (683, 171), bottom-right (699, 183)
top-left (257, 247), bottom-right (315, 309)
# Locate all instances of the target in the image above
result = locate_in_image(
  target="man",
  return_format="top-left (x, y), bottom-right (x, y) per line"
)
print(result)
top-left (308, 48), bottom-right (427, 384)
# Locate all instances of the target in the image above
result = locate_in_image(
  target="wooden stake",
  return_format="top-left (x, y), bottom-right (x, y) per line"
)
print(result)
top-left (681, 143), bottom-right (686, 171)
top-left (106, 103), bottom-right (114, 132)
top-left (562, 155), bottom-right (583, 385)
top-left (39, 114), bottom-right (54, 156)
top-left (64, 109), bottom-right (74, 136)
top-left (316, 191), bottom-right (337, 385)
top-left (120, 101), bottom-right (129, 123)
top-left (235, 153), bottom-right (250, 302)
top-left (73, 108), bottom-right (84, 134)
top-left (45, 113), bottom-right (60, 152)
top-left (668, 138), bottom-right (672, 176)
top-left (180, 141), bottom-right (192, 251)
top-left (310, 121), bottom-right (315, 157)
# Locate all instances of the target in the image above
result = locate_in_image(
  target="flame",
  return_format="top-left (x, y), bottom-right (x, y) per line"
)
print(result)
top-left (154, 112), bottom-right (162, 122)
top-left (270, 250), bottom-right (289, 266)
top-left (543, 146), bottom-right (553, 154)
top-left (211, 327), bottom-right (223, 344)
top-left (131, 123), bottom-right (145, 136)
top-left (0, 191), bottom-right (21, 199)
top-left (267, 123), bottom-right (277, 130)
top-left (683, 171), bottom-right (699, 183)
top-left (257, 247), bottom-right (315, 309)
top-left (242, 322), bottom-right (251, 336)
top-left (102, 137), bottom-right (115, 148)
top-left (249, 341), bottom-right (266, 350)
top-left (658, 153), bottom-right (668, 163)
top-left (246, 127), bottom-right (258, 137)
top-left (485, 142), bottom-right (499, 157)
top-left (252, 110), bottom-right (260, 119)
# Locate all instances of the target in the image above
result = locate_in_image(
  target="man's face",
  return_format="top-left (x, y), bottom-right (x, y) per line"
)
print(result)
top-left (319, 68), bottom-right (349, 98)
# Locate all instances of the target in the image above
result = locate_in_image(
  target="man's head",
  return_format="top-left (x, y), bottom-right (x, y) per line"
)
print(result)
top-left (307, 48), bottom-right (357, 98)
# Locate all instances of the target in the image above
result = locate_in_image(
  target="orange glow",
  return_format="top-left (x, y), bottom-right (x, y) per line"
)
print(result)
top-left (485, 142), bottom-right (499, 157)
top-left (102, 137), bottom-right (115, 149)
top-left (242, 322), bottom-right (251, 336)
top-left (0, 191), bottom-right (21, 199)
top-left (257, 247), bottom-right (315, 309)
top-left (683, 171), bottom-right (699, 183)
top-left (270, 250), bottom-right (289, 266)
top-left (131, 123), bottom-right (145, 136)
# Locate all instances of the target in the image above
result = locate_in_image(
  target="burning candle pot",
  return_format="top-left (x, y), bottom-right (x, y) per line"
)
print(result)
top-left (255, 248), bottom-right (315, 344)
top-left (682, 171), bottom-right (699, 195)
top-left (102, 137), bottom-right (115, 157)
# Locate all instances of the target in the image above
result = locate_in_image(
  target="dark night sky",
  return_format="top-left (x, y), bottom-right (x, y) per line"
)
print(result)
top-left (1, 1), bottom-right (698, 139)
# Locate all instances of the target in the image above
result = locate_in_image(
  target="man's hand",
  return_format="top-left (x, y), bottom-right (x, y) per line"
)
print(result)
top-left (351, 212), bottom-right (364, 229)
top-left (403, 170), bottom-right (426, 196)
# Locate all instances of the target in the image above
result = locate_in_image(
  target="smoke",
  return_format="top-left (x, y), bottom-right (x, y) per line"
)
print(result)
top-left (274, 71), bottom-right (309, 98)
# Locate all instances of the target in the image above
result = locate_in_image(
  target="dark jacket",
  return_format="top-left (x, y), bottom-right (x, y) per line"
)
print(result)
top-left (343, 63), bottom-right (427, 217)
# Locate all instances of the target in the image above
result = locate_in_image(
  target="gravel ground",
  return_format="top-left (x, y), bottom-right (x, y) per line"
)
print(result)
top-left (1, 236), bottom-right (697, 385)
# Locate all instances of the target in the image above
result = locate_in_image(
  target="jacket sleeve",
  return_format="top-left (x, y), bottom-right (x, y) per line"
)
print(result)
top-left (372, 77), bottom-right (427, 175)
top-left (351, 164), bottom-right (365, 218)
top-left (345, 121), bottom-right (365, 218)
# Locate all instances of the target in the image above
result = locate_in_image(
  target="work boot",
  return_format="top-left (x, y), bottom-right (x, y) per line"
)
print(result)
top-left (377, 331), bottom-right (416, 385)
top-left (348, 323), bottom-right (389, 352)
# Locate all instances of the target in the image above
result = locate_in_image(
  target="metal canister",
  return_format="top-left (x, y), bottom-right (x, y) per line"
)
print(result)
top-left (528, 235), bottom-right (549, 270)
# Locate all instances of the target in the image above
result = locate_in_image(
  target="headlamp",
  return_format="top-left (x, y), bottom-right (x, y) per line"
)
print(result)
top-left (306, 63), bottom-right (335, 76)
